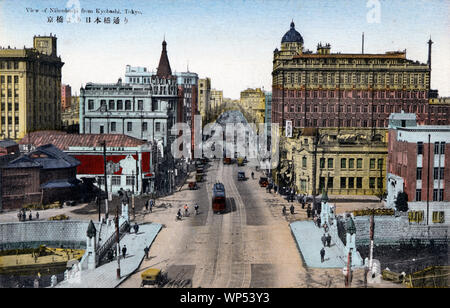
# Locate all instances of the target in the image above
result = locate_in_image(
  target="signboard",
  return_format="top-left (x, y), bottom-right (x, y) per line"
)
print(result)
top-left (285, 120), bottom-right (292, 138)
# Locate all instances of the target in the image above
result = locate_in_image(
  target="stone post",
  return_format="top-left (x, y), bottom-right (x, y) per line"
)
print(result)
top-left (86, 220), bottom-right (97, 269)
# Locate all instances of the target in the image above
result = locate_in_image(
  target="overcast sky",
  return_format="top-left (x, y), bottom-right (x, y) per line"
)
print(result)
top-left (0, 0), bottom-right (449, 99)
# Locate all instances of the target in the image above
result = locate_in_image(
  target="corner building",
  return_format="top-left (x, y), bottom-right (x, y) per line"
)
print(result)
top-left (271, 22), bottom-right (447, 130)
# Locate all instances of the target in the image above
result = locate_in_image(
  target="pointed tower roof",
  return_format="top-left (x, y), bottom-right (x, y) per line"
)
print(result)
top-left (156, 40), bottom-right (172, 78)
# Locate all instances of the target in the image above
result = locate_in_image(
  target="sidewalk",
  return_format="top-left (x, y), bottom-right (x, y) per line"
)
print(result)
top-left (290, 221), bottom-right (348, 268)
top-left (55, 223), bottom-right (162, 288)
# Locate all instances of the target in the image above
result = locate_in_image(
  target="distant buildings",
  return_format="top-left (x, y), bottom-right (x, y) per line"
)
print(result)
top-left (61, 84), bottom-right (72, 111)
top-left (0, 144), bottom-right (80, 210)
top-left (176, 71), bottom-right (199, 125)
top-left (386, 112), bottom-right (449, 225)
top-left (0, 35), bottom-right (64, 140)
top-left (198, 78), bottom-right (211, 123)
top-left (240, 88), bottom-right (266, 125)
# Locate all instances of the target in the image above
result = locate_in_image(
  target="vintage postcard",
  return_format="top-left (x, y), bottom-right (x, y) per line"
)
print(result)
top-left (0, 0), bottom-right (448, 297)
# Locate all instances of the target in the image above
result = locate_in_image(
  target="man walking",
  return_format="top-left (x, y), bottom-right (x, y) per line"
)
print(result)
top-left (321, 234), bottom-right (327, 247)
top-left (144, 246), bottom-right (149, 259)
top-left (122, 245), bottom-right (127, 259)
top-left (320, 247), bottom-right (326, 263)
top-left (326, 233), bottom-right (332, 247)
top-left (150, 199), bottom-right (154, 213)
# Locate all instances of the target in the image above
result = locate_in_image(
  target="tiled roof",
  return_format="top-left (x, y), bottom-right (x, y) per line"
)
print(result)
top-left (0, 139), bottom-right (18, 148)
top-left (19, 131), bottom-right (146, 150)
top-left (6, 144), bottom-right (80, 169)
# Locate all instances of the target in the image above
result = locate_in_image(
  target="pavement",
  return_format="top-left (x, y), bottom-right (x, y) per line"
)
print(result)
top-left (55, 223), bottom-right (162, 288)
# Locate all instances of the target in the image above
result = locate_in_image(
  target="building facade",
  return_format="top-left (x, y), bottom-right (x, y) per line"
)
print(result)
top-left (271, 22), bottom-right (448, 131)
top-left (61, 84), bottom-right (72, 111)
top-left (79, 41), bottom-right (178, 147)
top-left (198, 78), bottom-right (211, 123)
top-left (277, 127), bottom-right (387, 197)
top-left (386, 113), bottom-right (449, 225)
top-left (240, 88), bottom-right (266, 125)
top-left (176, 71), bottom-right (199, 125)
top-left (0, 35), bottom-right (63, 140)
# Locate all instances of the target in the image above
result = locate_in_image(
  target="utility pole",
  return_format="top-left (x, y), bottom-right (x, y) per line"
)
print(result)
top-left (115, 206), bottom-right (121, 279)
top-left (426, 134), bottom-right (431, 225)
top-left (346, 248), bottom-right (353, 287)
top-left (369, 212), bottom-right (375, 270)
top-left (101, 141), bottom-right (109, 221)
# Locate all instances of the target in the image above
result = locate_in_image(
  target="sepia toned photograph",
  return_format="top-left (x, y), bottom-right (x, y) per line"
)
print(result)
top-left (0, 0), bottom-right (448, 297)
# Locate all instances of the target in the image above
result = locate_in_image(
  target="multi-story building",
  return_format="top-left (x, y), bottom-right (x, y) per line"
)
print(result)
top-left (386, 112), bottom-right (449, 225)
top-left (61, 84), bottom-right (72, 111)
top-left (271, 21), bottom-right (448, 131)
top-left (198, 78), bottom-right (211, 123)
top-left (176, 71), bottom-right (199, 125)
top-left (240, 88), bottom-right (266, 125)
top-left (79, 40), bottom-right (178, 147)
top-left (0, 35), bottom-right (63, 140)
top-left (210, 89), bottom-right (223, 117)
top-left (428, 97), bottom-right (450, 125)
top-left (124, 65), bottom-right (153, 85)
top-left (264, 91), bottom-right (272, 149)
top-left (278, 127), bottom-right (387, 197)
top-left (61, 95), bottom-right (79, 131)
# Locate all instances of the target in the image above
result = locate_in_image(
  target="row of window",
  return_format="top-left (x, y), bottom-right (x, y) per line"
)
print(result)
top-left (417, 142), bottom-right (446, 155)
top-left (409, 211), bottom-right (445, 223)
top-left (0, 61), bottom-right (19, 70)
top-left (97, 175), bottom-right (135, 187)
top-left (288, 118), bottom-right (388, 128)
top-left (416, 167), bottom-right (445, 180)
top-left (286, 102), bottom-right (426, 114)
top-left (0, 75), bottom-right (19, 84)
top-left (99, 121), bottom-right (163, 134)
top-left (278, 89), bottom-right (427, 99)
top-left (0, 116), bottom-right (19, 124)
top-left (415, 189), bottom-right (445, 202)
top-left (88, 99), bottom-right (166, 112)
top-left (315, 157), bottom-right (383, 170)
top-left (318, 176), bottom-right (383, 189)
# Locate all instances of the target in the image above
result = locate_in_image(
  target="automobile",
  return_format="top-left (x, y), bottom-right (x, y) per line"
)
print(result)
top-left (237, 157), bottom-right (244, 166)
top-left (223, 157), bottom-right (232, 164)
top-left (237, 171), bottom-right (246, 181)
top-left (141, 268), bottom-right (167, 287)
top-left (259, 177), bottom-right (269, 187)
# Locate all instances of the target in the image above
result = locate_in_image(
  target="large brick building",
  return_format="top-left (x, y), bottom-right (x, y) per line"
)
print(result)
top-left (271, 22), bottom-right (448, 130)
top-left (386, 112), bottom-right (449, 225)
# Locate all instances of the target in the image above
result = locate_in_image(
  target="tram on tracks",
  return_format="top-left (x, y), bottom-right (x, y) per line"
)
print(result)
top-left (212, 182), bottom-right (226, 213)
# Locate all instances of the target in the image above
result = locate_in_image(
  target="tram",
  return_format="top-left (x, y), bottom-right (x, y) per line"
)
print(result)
top-left (212, 182), bottom-right (226, 213)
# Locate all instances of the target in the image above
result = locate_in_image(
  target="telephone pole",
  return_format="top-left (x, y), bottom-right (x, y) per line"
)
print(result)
top-left (101, 141), bottom-right (109, 220)
top-left (115, 206), bottom-right (121, 279)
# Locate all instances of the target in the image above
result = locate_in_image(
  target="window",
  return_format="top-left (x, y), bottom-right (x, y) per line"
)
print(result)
top-left (14, 76), bottom-right (18, 83)
top-left (320, 158), bottom-right (325, 169)
top-left (155, 122), bottom-right (161, 132)
top-left (417, 142), bottom-right (423, 155)
top-left (415, 189), bottom-right (422, 201)
top-left (433, 189), bottom-right (438, 201)
top-left (357, 158), bottom-right (363, 169)
top-left (110, 122), bottom-right (116, 132)
top-left (108, 100), bottom-right (115, 110)
top-left (439, 168), bottom-right (444, 180)
top-left (319, 177), bottom-right (325, 190)
top-left (348, 177), bottom-right (354, 188)
top-left (327, 158), bottom-right (333, 169)
top-left (369, 177), bottom-right (375, 189)
top-left (100, 100), bottom-right (106, 108)
top-left (126, 176), bottom-right (135, 186)
top-left (377, 177), bottom-right (383, 189)
top-left (99, 125), bottom-right (104, 134)
top-left (416, 167), bottom-right (422, 180)
top-left (125, 100), bottom-right (132, 110)
top-left (432, 211), bottom-right (444, 224)
top-left (152, 99), bottom-right (158, 111)
top-left (340, 177), bottom-right (346, 188)
top-left (142, 122), bottom-right (148, 132)
top-left (117, 100), bottom-right (123, 110)
top-left (439, 189), bottom-right (444, 202)
top-left (341, 158), bottom-right (346, 169)
top-left (111, 176), bottom-right (121, 186)
top-left (433, 167), bottom-right (439, 180)
top-left (138, 100), bottom-right (143, 111)
top-left (327, 177), bottom-right (333, 189)
top-left (349, 158), bottom-right (355, 169)
top-left (440, 142), bottom-right (446, 155)
top-left (302, 156), bottom-right (307, 168)
top-left (356, 177), bottom-right (362, 188)
top-left (7, 76), bottom-right (11, 83)
top-left (97, 176), bottom-right (105, 186)
top-left (370, 158), bottom-right (376, 169)
top-left (434, 142), bottom-right (439, 154)
top-left (88, 100), bottom-right (94, 110)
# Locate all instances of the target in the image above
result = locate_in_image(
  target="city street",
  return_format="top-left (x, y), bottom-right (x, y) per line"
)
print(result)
top-left (119, 159), bottom-right (399, 288)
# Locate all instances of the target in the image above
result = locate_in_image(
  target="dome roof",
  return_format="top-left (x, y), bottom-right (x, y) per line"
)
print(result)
top-left (281, 21), bottom-right (304, 44)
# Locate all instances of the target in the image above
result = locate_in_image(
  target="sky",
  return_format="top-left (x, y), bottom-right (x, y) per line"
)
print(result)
top-left (0, 0), bottom-right (449, 99)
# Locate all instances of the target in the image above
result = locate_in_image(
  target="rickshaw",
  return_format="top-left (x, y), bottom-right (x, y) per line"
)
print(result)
top-left (188, 181), bottom-right (198, 190)
top-left (141, 268), bottom-right (165, 287)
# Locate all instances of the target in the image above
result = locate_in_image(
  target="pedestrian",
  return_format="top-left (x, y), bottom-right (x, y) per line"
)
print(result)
top-left (274, 185), bottom-right (278, 194)
top-left (320, 247), bottom-right (325, 263)
top-left (29, 212), bottom-right (32, 221)
top-left (122, 245), bottom-right (127, 259)
top-left (290, 204), bottom-right (295, 215)
top-left (326, 233), bottom-right (332, 247)
top-left (306, 206), bottom-right (311, 218)
top-left (145, 199), bottom-right (149, 211)
top-left (317, 216), bottom-right (321, 228)
top-left (22, 212), bottom-right (26, 221)
top-left (150, 199), bottom-right (154, 213)
top-left (321, 234), bottom-right (327, 247)
top-left (17, 212), bottom-right (21, 221)
top-left (184, 204), bottom-right (189, 216)
top-left (313, 215), bottom-right (317, 226)
top-left (323, 223), bottom-right (329, 233)
top-left (133, 223), bottom-right (139, 234)
top-left (36, 212), bottom-right (39, 220)
top-left (144, 247), bottom-right (149, 259)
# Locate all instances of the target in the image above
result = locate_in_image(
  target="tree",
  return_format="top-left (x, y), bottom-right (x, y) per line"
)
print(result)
top-left (395, 191), bottom-right (408, 212)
